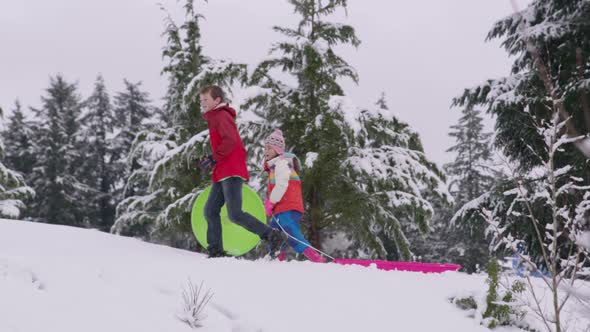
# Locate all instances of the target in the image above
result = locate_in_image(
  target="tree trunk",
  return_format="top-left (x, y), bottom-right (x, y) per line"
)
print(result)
top-left (308, 190), bottom-right (322, 249)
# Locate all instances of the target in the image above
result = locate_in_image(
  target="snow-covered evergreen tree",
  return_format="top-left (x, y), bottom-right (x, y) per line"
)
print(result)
top-left (0, 104), bottom-right (35, 219)
top-left (112, 0), bottom-right (245, 248)
top-left (29, 75), bottom-right (89, 225)
top-left (444, 107), bottom-right (496, 206)
top-left (454, 0), bottom-right (590, 173)
top-left (453, 0), bottom-right (590, 264)
top-left (2, 100), bottom-right (37, 179)
top-left (244, 1), bottom-right (450, 260)
top-left (443, 106), bottom-right (498, 272)
top-left (242, 0), bottom-right (360, 250)
top-left (76, 75), bottom-right (119, 230)
top-left (482, 113), bottom-right (590, 332)
top-left (113, 79), bottom-right (155, 199)
top-left (339, 95), bottom-right (451, 260)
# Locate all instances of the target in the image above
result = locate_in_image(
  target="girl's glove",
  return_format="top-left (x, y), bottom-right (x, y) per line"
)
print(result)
top-left (264, 198), bottom-right (275, 217)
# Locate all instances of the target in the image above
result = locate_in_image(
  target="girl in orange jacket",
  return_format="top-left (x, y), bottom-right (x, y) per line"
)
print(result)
top-left (263, 129), bottom-right (325, 263)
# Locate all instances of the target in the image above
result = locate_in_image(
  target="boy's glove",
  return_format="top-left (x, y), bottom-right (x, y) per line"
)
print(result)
top-left (198, 155), bottom-right (216, 172)
top-left (264, 198), bottom-right (276, 217)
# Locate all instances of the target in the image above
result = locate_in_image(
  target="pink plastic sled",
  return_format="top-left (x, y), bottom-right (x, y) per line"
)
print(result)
top-left (333, 258), bottom-right (461, 273)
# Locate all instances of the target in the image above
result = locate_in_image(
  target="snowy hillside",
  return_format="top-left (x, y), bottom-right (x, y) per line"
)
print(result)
top-left (1, 219), bottom-right (588, 332)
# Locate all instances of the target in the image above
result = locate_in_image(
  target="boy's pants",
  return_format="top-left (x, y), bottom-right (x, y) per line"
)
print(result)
top-left (204, 177), bottom-right (270, 251)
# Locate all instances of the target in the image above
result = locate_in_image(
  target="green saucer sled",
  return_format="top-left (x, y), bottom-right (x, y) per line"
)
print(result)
top-left (191, 184), bottom-right (267, 256)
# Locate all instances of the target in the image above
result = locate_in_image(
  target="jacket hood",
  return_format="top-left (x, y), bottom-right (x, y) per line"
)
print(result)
top-left (203, 103), bottom-right (236, 119)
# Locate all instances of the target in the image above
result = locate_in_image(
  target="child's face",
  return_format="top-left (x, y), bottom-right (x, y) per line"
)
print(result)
top-left (199, 92), bottom-right (221, 113)
top-left (264, 145), bottom-right (278, 160)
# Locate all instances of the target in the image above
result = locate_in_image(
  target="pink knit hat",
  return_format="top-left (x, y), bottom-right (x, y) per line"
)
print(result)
top-left (264, 129), bottom-right (285, 155)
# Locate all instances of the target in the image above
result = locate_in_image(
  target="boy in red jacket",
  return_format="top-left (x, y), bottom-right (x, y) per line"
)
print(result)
top-left (198, 85), bottom-right (286, 258)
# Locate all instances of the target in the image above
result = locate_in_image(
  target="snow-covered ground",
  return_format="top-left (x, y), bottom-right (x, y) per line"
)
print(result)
top-left (1, 219), bottom-right (588, 332)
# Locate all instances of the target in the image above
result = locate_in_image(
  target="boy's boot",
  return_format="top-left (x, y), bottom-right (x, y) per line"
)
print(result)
top-left (207, 247), bottom-right (230, 258)
top-left (264, 229), bottom-right (288, 258)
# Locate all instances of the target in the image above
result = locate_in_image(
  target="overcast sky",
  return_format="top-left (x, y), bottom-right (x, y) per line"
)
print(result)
top-left (0, 0), bottom-right (527, 166)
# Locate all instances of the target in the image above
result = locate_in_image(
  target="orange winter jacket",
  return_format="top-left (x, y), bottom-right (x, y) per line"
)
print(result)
top-left (264, 154), bottom-right (304, 214)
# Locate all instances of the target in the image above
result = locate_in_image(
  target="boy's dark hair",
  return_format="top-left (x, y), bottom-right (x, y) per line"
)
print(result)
top-left (199, 85), bottom-right (225, 102)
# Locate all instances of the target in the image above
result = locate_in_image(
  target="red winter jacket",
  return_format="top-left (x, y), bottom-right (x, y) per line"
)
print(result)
top-left (203, 104), bottom-right (249, 183)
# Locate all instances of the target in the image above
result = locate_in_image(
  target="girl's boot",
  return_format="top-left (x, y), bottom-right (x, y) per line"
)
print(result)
top-left (303, 247), bottom-right (326, 263)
